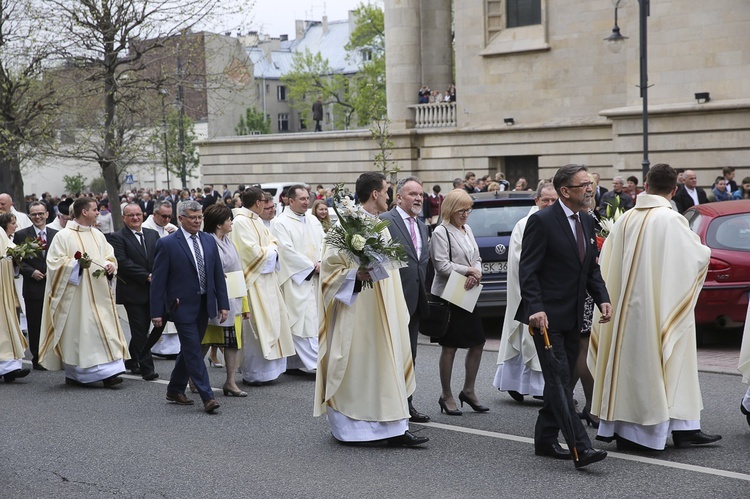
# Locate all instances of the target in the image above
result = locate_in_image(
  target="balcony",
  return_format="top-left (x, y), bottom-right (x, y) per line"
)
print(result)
top-left (408, 102), bottom-right (456, 129)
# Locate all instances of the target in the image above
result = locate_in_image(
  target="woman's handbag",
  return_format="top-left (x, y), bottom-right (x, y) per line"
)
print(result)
top-left (419, 298), bottom-right (451, 338)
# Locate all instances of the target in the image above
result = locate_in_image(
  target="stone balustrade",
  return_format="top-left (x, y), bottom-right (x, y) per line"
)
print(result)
top-left (408, 102), bottom-right (457, 128)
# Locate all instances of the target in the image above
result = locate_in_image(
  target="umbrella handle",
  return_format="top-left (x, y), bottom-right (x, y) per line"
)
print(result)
top-left (528, 324), bottom-right (553, 349)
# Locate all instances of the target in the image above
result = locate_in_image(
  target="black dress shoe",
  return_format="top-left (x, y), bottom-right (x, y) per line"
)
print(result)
top-left (534, 442), bottom-right (572, 460)
top-left (672, 430), bottom-right (722, 448)
top-left (65, 377), bottom-right (89, 387)
top-left (141, 372), bottom-right (159, 381)
top-left (574, 448), bottom-right (607, 469)
top-left (409, 406), bottom-right (431, 423)
top-left (32, 363), bottom-right (47, 371)
top-left (741, 403), bottom-right (750, 428)
top-left (102, 375), bottom-right (123, 388)
top-left (386, 431), bottom-right (429, 447)
top-left (508, 390), bottom-right (524, 402)
top-left (3, 368), bottom-right (30, 382)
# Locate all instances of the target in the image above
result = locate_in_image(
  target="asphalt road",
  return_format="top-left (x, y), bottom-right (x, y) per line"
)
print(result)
top-left (2, 342), bottom-right (749, 498)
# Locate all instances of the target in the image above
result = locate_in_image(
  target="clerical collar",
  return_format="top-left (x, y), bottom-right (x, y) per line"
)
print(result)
top-left (288, 210), bottom-right (306, 222)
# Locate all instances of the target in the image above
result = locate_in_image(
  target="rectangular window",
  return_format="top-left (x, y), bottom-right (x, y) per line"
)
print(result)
top-left (506, 0), bottom-right (541, 28)
top-left (277, 85), bottom-right (287, 101)
top-left (299, 117), bottom-right (307, 130)
top-left (278, 113), bottom-right (289, 131)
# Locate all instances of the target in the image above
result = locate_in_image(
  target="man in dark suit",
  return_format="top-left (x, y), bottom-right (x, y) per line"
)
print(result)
top-left (110, 203), bottom-right (161, 380)
top-left (139, 192), bottom-right (155, 218)
top-left (150, 200), bottom-right (229, 414)
top-left (516, 164), bottom-right (612, 469)
top-left (592, 173), bottom-right (608, 209)
top-left (673, 169), bottom-right (709, 214)
top-left (14, 201), bottom-right (57, 370)
top-left (381, 176), bottom-right (431, 423)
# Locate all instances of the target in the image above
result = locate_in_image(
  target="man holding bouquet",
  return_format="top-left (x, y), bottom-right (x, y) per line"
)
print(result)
top-left (314, 172), bottom-right (428, 447)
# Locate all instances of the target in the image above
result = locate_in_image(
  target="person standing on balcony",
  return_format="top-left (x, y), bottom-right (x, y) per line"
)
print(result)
top-left (313, 96), bottom-right (324, 132)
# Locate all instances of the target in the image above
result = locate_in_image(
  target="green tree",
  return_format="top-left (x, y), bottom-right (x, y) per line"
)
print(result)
top-left (150, 106), bottom-right (200, 180)
top-left (63, 173), bottom-right (87, 194)
top-left (236, 107), bottom-right (271, 135)
top-left (347, 1), bottom-right (386, 124)
top-left (89, 176), bottom-right (107, 194)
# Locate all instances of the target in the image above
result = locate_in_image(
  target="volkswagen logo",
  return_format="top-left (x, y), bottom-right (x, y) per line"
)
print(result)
top-left (494, 244), bottom-right (507, 255)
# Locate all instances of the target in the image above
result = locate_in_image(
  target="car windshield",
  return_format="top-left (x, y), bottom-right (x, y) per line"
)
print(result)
top-left (706, 213), bottom-right (750, 251)
top-left (468, 204), bottom-right (534, 237)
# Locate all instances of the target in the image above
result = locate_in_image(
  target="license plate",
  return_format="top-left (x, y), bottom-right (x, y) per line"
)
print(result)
top-left (482, 262), bottom-right (507, 274)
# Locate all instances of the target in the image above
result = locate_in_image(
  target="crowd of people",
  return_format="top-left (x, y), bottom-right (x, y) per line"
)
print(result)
top-left (1, 163), bottom-right (748, 463)
top-left (418, 84), bottom-right (457, 104)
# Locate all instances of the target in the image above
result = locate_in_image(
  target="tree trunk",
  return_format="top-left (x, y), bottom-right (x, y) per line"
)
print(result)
top-left (101, 159), bottom-right (123, 230)
top-left (0, 146), bottom-right (26, 214)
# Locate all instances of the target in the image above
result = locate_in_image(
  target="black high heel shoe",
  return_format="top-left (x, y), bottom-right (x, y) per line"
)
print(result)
top-left (579, 409), bottom-right (600, 429)
top-left (458, 391), bottom-right (489, 412)
top-left (438, 396), bottom-right (462, 416)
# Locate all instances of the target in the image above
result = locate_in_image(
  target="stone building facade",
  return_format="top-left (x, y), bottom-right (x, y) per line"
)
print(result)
top-left (198, 0), bottom-right (750, 191)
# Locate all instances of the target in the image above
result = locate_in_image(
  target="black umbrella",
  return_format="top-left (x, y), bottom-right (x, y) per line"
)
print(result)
top-left (529, 324), bottom-right (579, 462)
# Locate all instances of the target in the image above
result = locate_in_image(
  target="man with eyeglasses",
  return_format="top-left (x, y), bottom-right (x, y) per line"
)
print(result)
top-left (150, 200), bottom-right (229, 413)
top-left (516, 164), bottom-right (612, 469)
top-left (259, 192), bottom-right (276, 228)
top-left (39, 197), bottom-right (129, 388)
top-left (110, 204), bottom-right (160, 380)
top-left (13, 201), bottom-right (58, 369)
top-left (143, 200), bottom-right (177, 237)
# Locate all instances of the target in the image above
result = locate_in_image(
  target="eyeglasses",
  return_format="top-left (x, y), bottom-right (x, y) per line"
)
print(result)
top-left (566, 182), bottom-right (594, 189)
top-left (181, 215), bottom-right (204, 221)
top-left (29, 212), bottom-right (47, 217)
top-left (457, 209), bottom-right (472, 215)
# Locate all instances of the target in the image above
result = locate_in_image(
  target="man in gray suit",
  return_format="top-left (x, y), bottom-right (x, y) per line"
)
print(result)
top-left (381, 176), bottom-right (431, 423)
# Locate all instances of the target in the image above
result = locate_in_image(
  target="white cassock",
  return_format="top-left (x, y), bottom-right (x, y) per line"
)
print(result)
top-left (493, 206), bottom-right (544, 397)
top-left (271, 209), bottom-right (324, 372)
top-left (738, 305), bottom-right (750, 412)
top-left (314, 221), bottom-right (414, 442)
top-left (0, 231), bottom-right (27, 376)
top-left (38, 221), bottom-right (128, 382)
top-left (589, 194), bottom-right (710, 450)
top-left (231, 207), bottom-right (295, 383)
top-left (141, 216), bottom-right (180, 356)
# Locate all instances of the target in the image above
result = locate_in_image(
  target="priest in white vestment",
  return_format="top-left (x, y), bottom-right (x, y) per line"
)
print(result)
top-left (493, 182), bottom-right (558, 400)
top-left (589, 164), bottom-right (721, 450)
top-left (738, 305), bottom-right (750, 428)
top-left (314, 172), bottom-right (428, 447)
top-left (141, 200), bottom-right (180, 357)
top-left (231, 187), bottom-right (295, 385)
top-left (0, 227), bottom-right (30, 382)
top-left (271, 185), bottom-right (324, 373)
top-left (38, 197), bottom-right (129, 387)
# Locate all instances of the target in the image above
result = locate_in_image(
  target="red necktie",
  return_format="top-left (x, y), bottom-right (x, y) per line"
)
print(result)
top-left (571, 214), bottom-right (585, 263)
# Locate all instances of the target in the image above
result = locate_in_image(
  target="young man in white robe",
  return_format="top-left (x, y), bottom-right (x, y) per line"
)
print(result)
top-left (493, 182), bottom-right (557, 401)
top-left (739, 306), bottom-right (750, 428)
top-left (0, 227), bottom-right (30, 382)
top-left (271, 185), bottom-right (324, 374)
top-left (231, 187), bottom-right (295, 385)
top-left (314, 172), bottom-right (428, 447)
top-left (589, 164), bottom-right (721, 450)
top-left (38, 197), bottom-right (129, 387)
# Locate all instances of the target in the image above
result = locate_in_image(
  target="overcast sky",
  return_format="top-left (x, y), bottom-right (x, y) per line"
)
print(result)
top-left (218, 0), bottom-right (369, 38)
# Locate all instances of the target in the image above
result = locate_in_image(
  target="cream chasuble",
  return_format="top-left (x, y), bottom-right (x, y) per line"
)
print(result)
top-left (271, 209), bottom-right (325, 339)
top-left (230, 207), bottom-right (295, 361)
top-left (314, 227), bottom-right (415, 424)
top-left (38, 221), bottom-right (129, 371)
top-left (493, 207), bottom-right (544, 396)
top-left (0, 230), bottom-right (27, 372)
top-left (589, 194), bottom-right (710, 427)
top-left (739, 305), bottom-right (750, 383)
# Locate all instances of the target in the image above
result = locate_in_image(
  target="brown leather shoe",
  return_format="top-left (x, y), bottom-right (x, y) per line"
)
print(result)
top-left (204, 399), bottom-right (220, 413)
top-left (166, 392), bottom-right (194, 405)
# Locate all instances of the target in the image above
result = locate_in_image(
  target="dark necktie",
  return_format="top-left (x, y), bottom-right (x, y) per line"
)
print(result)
top-left (190, 233), bottom-right (207, 293)
top-left (571, 214), bottom-right (585, 263)
top-left (136, 232), bottom-right (146, 256)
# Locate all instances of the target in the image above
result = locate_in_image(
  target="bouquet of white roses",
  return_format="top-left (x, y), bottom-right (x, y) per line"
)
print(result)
top-left (326, 183), bottom-right (408, 289)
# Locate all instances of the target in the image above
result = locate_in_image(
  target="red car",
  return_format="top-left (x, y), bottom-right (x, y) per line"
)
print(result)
top-left (684, 200), bottom-right (750, 328)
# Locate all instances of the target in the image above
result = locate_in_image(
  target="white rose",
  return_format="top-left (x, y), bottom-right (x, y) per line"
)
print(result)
top-left (351, 234), bottom-right (366, 251)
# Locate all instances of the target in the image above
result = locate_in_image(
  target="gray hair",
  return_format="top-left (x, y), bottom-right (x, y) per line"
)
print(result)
top-left (535, 181), bottom-right (555, 198)
top-left (395, 176), bottom-right (422, 194)
top-left (452, 178), bottom-right (463, 188)
top-left (177, 200), bottom-right (202, 216)
top-left (153, 199), bottom-right (172, 212)
top-left (612, 176), bottom-right (626, 184)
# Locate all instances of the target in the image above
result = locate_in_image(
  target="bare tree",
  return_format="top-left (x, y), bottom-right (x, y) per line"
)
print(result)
top-left (0, 0), bottom-right (65, 209)
top-left (43, 0), bottom-right (250, 228)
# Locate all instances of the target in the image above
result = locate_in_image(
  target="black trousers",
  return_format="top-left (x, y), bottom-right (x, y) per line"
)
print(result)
top-left (24, 298), bottom-right (43, 364)
top-left (123, 303), bottom-right (156, 374)
top-left (532, 327), bottom-right (592, 452)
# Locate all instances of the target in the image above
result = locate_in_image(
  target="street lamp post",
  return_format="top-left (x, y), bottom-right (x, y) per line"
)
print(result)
top-left (605, 0), bottom-right (651, 182)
